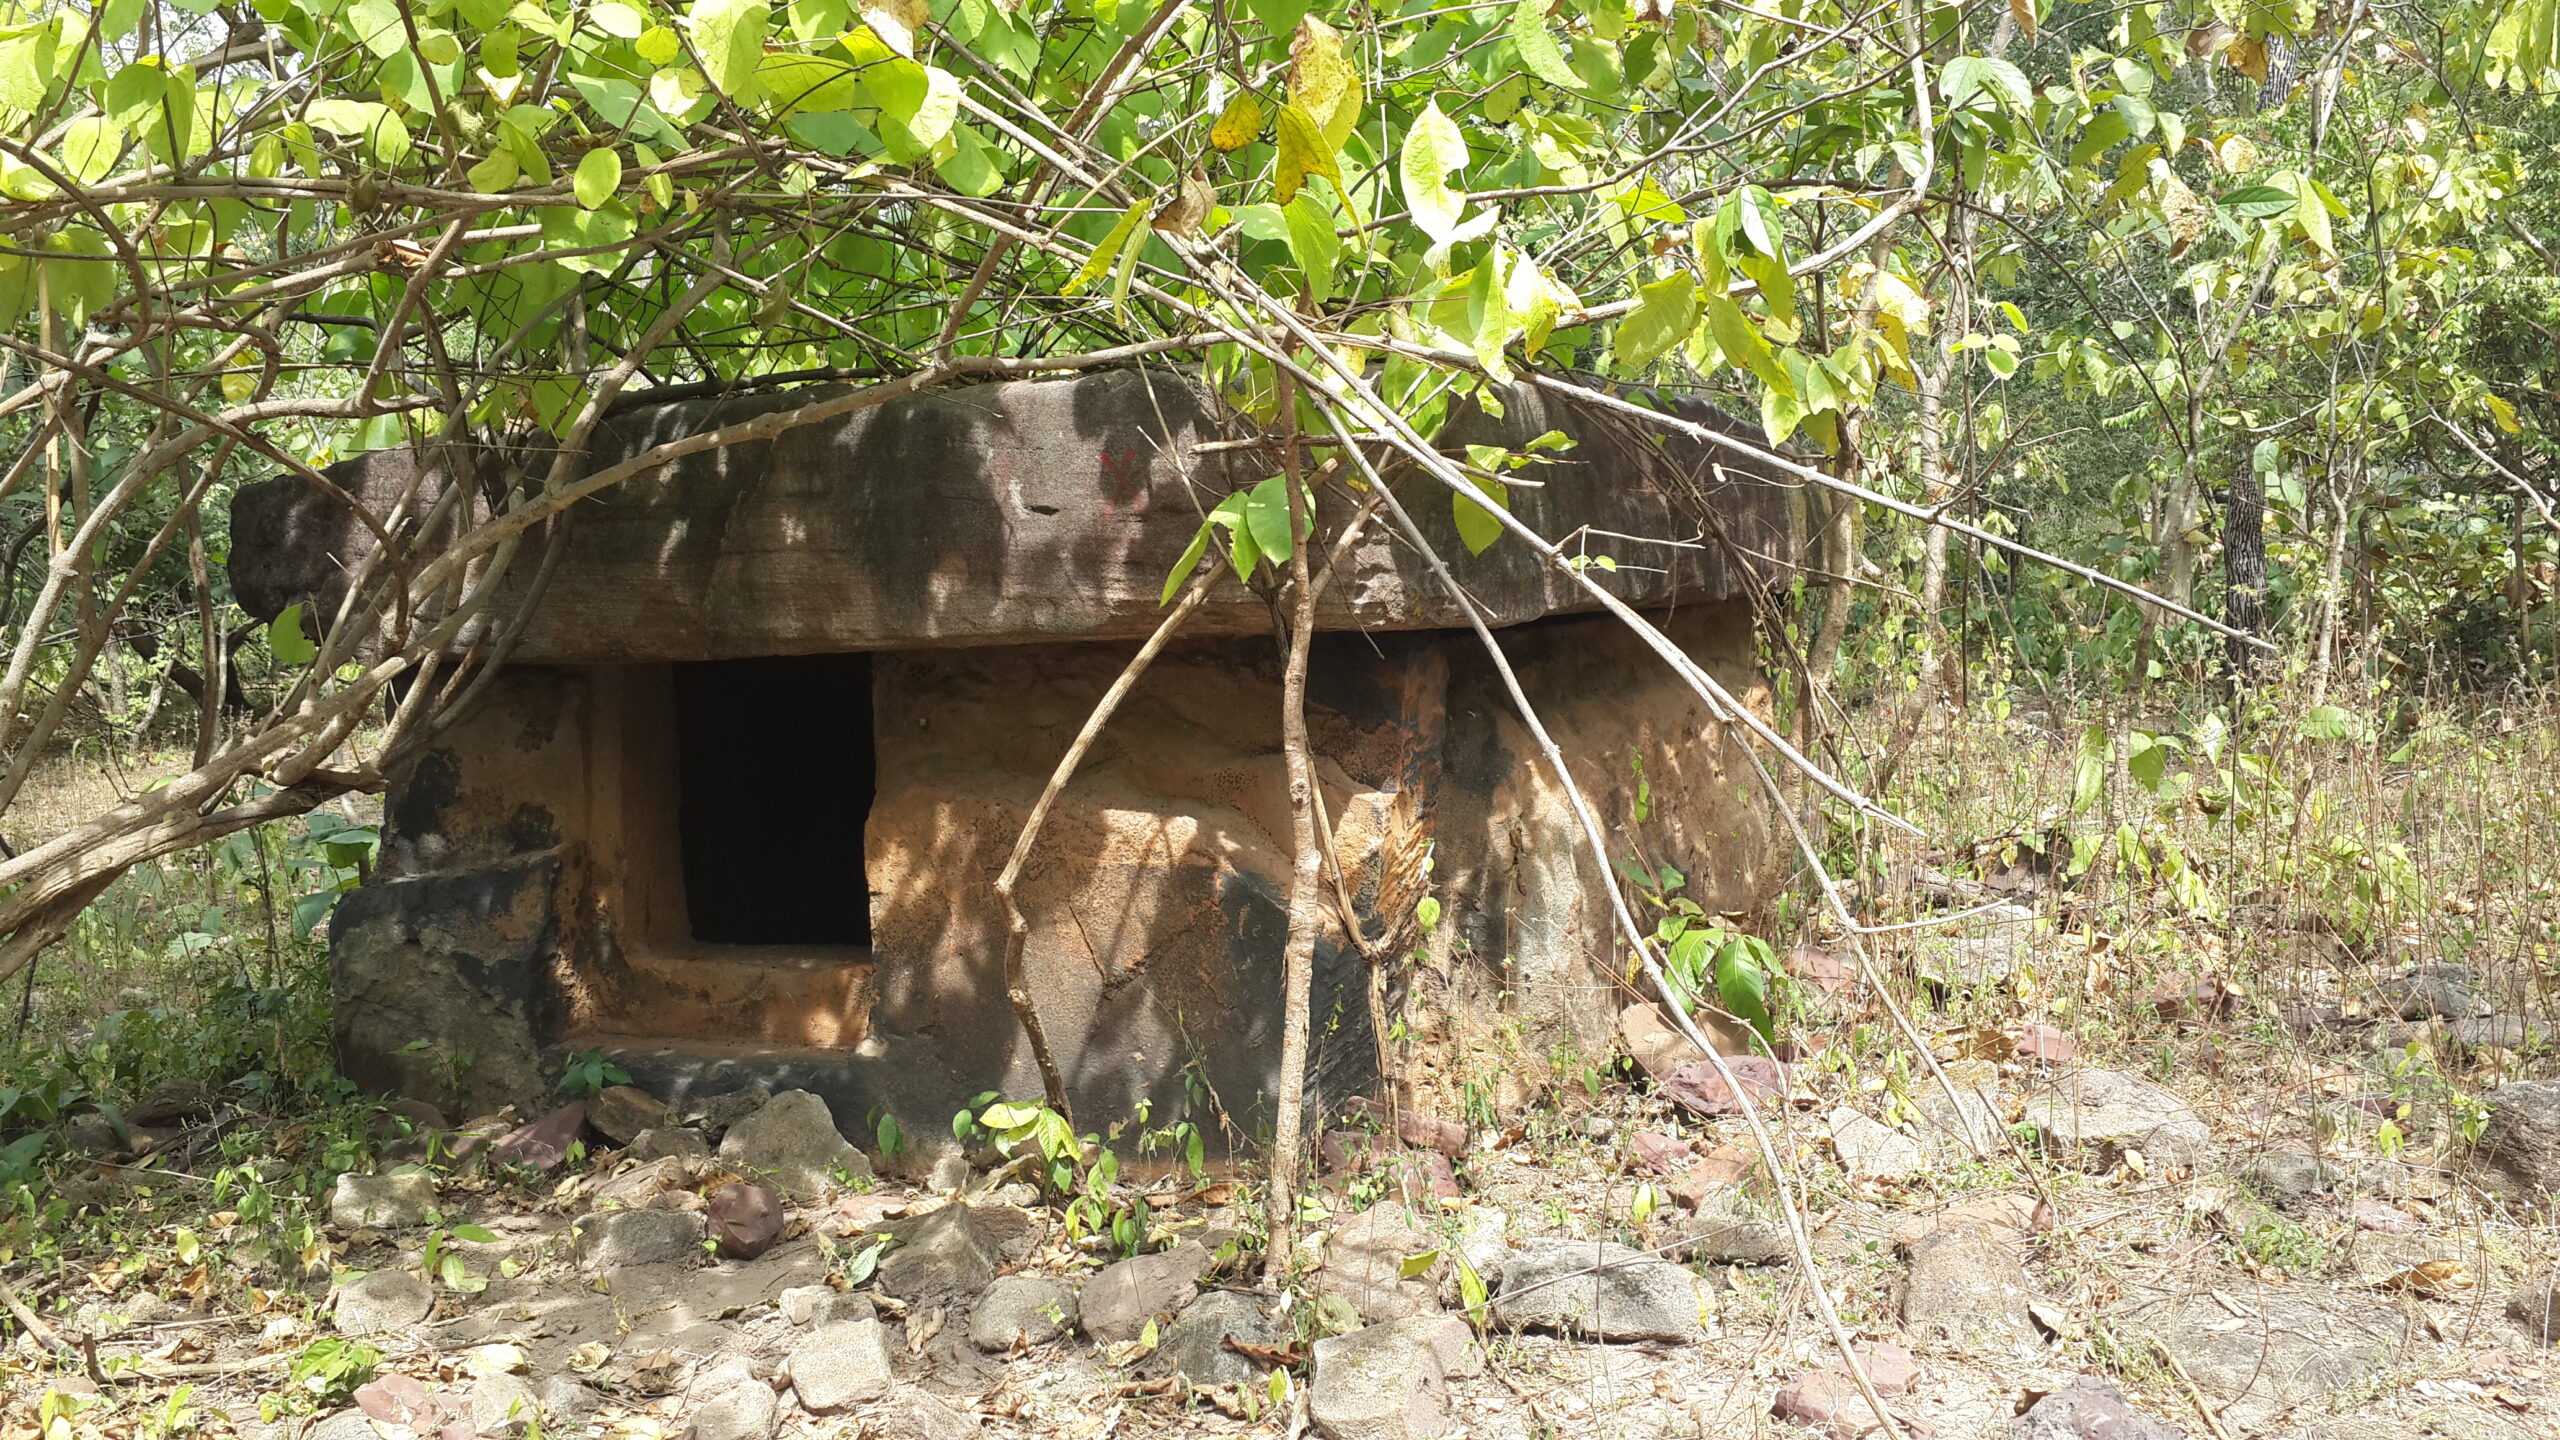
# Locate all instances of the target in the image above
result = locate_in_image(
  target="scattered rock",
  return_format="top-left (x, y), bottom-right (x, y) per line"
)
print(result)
top-left (574, 1208), bottom-right (707, 1270)
top-left (2370, 963), bottom-right (2487, 1020)
top-left (1673, 1193), bottom-right (1789, 1266)
top-left (1830, 1341), bottom-right (1920, 1395)
top-left (2449, 1015), bottom-right (2545, 1053)
top-left (706, 1182), bottom-right (783, 1259)
top-left (1668, 1145), bottom-right (1758, 1209)
top-left (330, 1171), bottom-right (439, 1229)
top-left (969, 1274), bottom-right (1079, 1351)
top-left (2010, 1377), bottom-right (2188, 1439)
top-left (1890, 1193), bottom-right (2045, 1247)
top-left (2135, 1289), bottom-right (2397, 1430)
top-left (2476, 1081), bottom-right (2560, 1203)
top-left (2242, 1145), bottom-right (2337, 1208)
top-left (1152, 1290), bottom-right (1277, 1387)
top-left (870, 1391), bottom-right (980, 1440)
top-left (688, 1380), bottom-right (779, 1440)
top-left (535, 1375), bottom-right (600, 1426)
top-left (2352, 1197), bottom-right (2421, 1233)
top-left (927, 1154), bottom-right (973, 1193)
top-left (629, 1126), bottom-right (712, 1162)
top-left (1771, 1372), bottom-right (1887, 1438)
top-left (1829, 1107), bottom-right (1927, 1183)
top-left (875, 1203), bottom-right (1001, 1308)
top-left (1081, 1240), bottom-right (1211, 1343)
top-left (1491, 1237), bottom-right (1705, 1343)
top-left (1631, 1131), bottom-right (1693, 1174)
top-left (334, 1268), bottom-right (433, 1336)
top-left (1310, 1315), bottom-right (1455, 1440)
top-left (490, 1102), bottom-right (586, 1170)
top-left (1620, 1000), bottom-right (1754, 1079)
top-left (779, 1285), bottom-right (876, 1327)
top-left (2022, 1068), bottom-right (2210, 1170)
top-left (1319, 1204), bottom-right (1443, 1322)
top-left (465, 1373), bottom-right (541, 1437)
top-left (785, 1318), bottom-right (897, 1412)
top-left (2015, 1024), bottom-right (2077, 1063)
top-left (2509, 1269), bottom-right (2559, 1344)
top-left (1321, 1129), bottom-right (1387, 1176)
top-left (593, 1155), bottom-right (694, 1210)
top-left (717, 1090), bottom-right (870, 1200)
top-left (1394, 1113), bottom-right (1468, 1159)
top-left (308, 1411), bottom-right (387, 1440)
top-left (681, 1086), bottom-right (772, 1140)
top-left (1659, 1056), bottom-right (1783, 1117)
top-left (588, 1086), bottom-right (676, 1145)
top-left (1901, 1227), bottom-right (2038, 1350)
top-left (1431, 1206), bottom-right (1511, 1309)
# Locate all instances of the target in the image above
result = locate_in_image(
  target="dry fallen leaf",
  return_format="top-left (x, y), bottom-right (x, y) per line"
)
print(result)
top-left (2378, 1259), bottom-right (2474, 1298)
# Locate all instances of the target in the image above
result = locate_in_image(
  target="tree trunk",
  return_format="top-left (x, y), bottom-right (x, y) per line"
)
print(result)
top-left (1263, 381), bottom-right (1324, 1288)
top-left (2311, 479), bottom-right (2354, 702)
top-left (2222, 466), bottom-right (2267, 682)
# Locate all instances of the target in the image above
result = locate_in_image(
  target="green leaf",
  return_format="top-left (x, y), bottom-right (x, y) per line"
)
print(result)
top-left (2217, 185), bottom-right (2296, 218)
top-left (1244, 475), bottom-right (1304, 564)
top-left (691, 0), bottom-right (771, 99)
top-left (1453, 477), bottom-right (1508, 555)
top-left (1711, 936), bottom-right (1776, 1051)
top-left (1615, 271), bottom-right (1698, 370)
top-left (1705, 296), bottom-right (1789, 395)
top-left (269, 605), bottom-right (317, 667)
top-left (1510, 0), bottom-right (1583, 89)
top-left (59, 117), bottom-right (123, 184)
top-left (1063, 200), bottom-right (1150, 296)
top-left (573, 147), bottom-right (622, 209)
top-left (1283, 194), bottom-right (1342, 305)
top-left (1162, 521), bottom-right (1213, 604)
top-left (1400, 99), bottom-right (1469, 246)
top-left (449, 1223), bottom-right (500, 1243)
top-left (1397, 1249), bottom-right (1439, 1279)
top-left (468, 148), bottom-right (520, 193)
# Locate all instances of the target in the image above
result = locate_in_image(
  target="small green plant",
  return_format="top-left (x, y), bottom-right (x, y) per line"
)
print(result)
top-left (2232, 1213), bottom-right (2331, 1275)
top-left (556, 1048), bottom-right (630, 1098)
top-left (272, 1338), bottom-right (380, 1417)
top-left (420, 1221), bottom-right (498, 1292)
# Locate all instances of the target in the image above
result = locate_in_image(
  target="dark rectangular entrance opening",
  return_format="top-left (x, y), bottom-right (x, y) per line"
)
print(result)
top-left (671, 653), bottom-right (874, 947)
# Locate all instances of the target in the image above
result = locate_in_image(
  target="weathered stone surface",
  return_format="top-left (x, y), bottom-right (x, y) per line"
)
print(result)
top-left (594, 1154), bottom-right (695, 1210)
top-left (2242, 1145), bottom-right (2337, 1208)
top-left (779, 1285), bottom-right (876, 1327)
top-left (589, 1086), bottom-right (676, 1144)
top-left (682, 1087), bottom-right (772, 1140)
top-left (870, 1391), bottom-right (980, 1440)
top-left (1082, 1240), bottom-right (1212, 1343)
top-left (536, 1376), bottom-right (600, 1426)
top-left (2509, 1269), bottom-right (2560, 1344)
top-left (2113, 1288), bottom-right (2397, 1431)
top-left (629, 1126), bottom-right (712, 1162)
top-left (1902, 1227), bottom-right (2038, 1350)
top-left (2009, 1377), bottom-right (2188, 1439)
top-left (785, 1319), bottom-right (897, 1412)
top-left (1829, 1107), bottom-right (1928, 1183)
top-left (1771, 1373), bottom-right (1886, 1438)
top-left (232, 373), bottom-right (1794, 663)
top-left (307, 1411), bottom-right (385, 1440)
top-left (335, 1268), bottom-right (433, 1336)
top-left (1674, 1193), bottom-right (1789, 1266)
top-left (574, 1208), bottom-right (706, 1270)
top-left (1659, 1056), bottom-right (1783, 1117)
top-left (2476, 1081), bottom-right (2560, 1203)
top-left (331, 1172), bottom-right (439, 1229)
top-left (875, 1203), bottom-right (1001, 1308)
top-left (1310, 1317), bottom-right (1453, 1440)
top-left (465, 1373), bottom-right (541, 1437)
top-left (969, 1274), bottom-right (1079, 1351)
top-left (706, 1182), bottom-right (783, 1260)
top-left (1152, 1291), bottom-right (1277, 1388)
top-left (2023, 1068), bottom-right (2210, 1169)
top-left (491, 1101), bottom-right (587, 1171)
top-left (1491, 1237), bottom-right (1705, 1343)
top-left (1319, 1204), bottom-right (1444, 1322)
top-left (688, 1381), bottom-right (778, 1440)
top-left (927, 1154), bottom-right (973, 1194)
top-left (716, 1090), bottom-right (870, 1200)
top-left (329, 856), bottom-right (557, 1118)
top-left (2369, 963), bottom-right (2488, 1020)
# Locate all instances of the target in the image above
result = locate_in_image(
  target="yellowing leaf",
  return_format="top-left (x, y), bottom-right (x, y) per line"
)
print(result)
top-left (2485, 393), bottom-right (2522, 434)
top-left (574, 146), bottom-right (622, 208)
top-left (1274, 102), bottom-right (1339, 206)
top-left (1211, 90), bottom-right (1264, 152)
top-left (860, 0), bottom-right (928, 55)
top-left (1510, 0), bottom-right (1583, 90)
top-left (1289, 16), bottom-right (1361, 150)
top-left (1064, 200), bottom-right (1150, 296)
top-left (1707, 295), bottom-right (1791, 395)
top-left (1400, 99), bottom-right (1469, 246)
top-left (60, 116), bottom-right (123, 184)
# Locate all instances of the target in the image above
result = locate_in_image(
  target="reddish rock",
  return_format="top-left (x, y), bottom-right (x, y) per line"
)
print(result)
top-left (1822, 1341), bottom-right (1919, 1395)
top-left (1388, 1150), bottom-right (1463, 1205)
top-left (1397, 1113), bottom-right (1468, 1159)
top-left (2353, 1198), bottom-right (2422, 1234)
top-left (1660, 1056), bottom-right (1782, 1116)
top-left (2015, 1024), bottom-right (2077, 1063)
top-left (707, 1181), bottom-right (785, 1259)
top-left (1787, 945), bottom-right (1855, 995)
top-left (491, 1102), bottom-right (587, 1170)
top-left (1632, 1131), bottom-right (1694, 1175)
top-left (1320, 1130), bottom-right (1385, 1176)
top-left (1668, 1145), bottom-right (1759, 1209)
